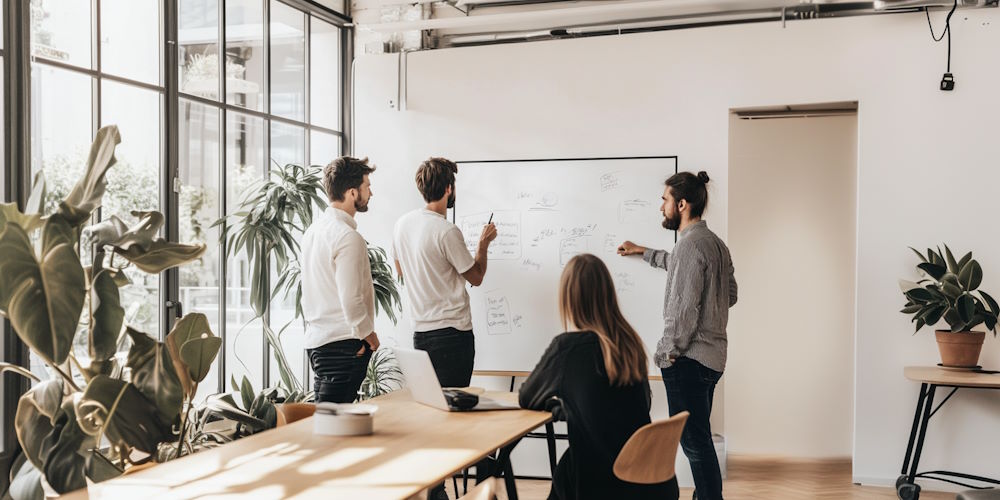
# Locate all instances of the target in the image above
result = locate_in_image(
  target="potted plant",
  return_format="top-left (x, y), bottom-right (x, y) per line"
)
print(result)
top-left (0, 126), bottom-right (235, 497)
top-left (900, 245), bottom-right (1000, 368)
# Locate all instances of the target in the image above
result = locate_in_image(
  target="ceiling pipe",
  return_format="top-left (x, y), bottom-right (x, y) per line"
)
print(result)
top-left (359, 0), bottom-right (795, 33)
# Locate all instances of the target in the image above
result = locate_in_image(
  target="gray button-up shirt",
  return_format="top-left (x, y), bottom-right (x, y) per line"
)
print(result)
top-left (643, 220), bottom-right (737, 372)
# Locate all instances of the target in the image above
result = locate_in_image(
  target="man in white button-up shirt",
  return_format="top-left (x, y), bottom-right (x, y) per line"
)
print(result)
top-left (301, 157), bottom-right (379, 403)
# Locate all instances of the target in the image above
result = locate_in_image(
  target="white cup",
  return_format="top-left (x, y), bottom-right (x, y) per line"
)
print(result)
top-left (314, 403), bottom-right (378, 436)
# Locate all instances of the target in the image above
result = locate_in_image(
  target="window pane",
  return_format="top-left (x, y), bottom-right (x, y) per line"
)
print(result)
top-left (180, 99), bottom-right (222, 400)
top-left (30, 0), bottom-right (92, 68)
top-left (226, 111), bottom-right (266, 389)
top-left (268, 122), bottom-right (306, 385)
top-left (270, 121), bottom-right (304, 167)
top-left (30, 64), bottom-right (94, 214)
top-left (310, 18), bottom-right (339, 130)
top-left (313, 0), bottom-right (345, 14)
top-left (180, 0), bottom-right (221, 99)
top-left (309, 130), bottom-right (339, 167)
top-left (101, 0), bottom-right (161, 84)
top-left (226, 0), bottom-right (266, 112)
top-left (102, 80), bottom-right (163, 338)
top-left (270, 1), bottom-right (305, 121)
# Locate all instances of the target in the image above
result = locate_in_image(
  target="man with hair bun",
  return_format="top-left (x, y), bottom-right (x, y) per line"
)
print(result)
top-left (617, 170), bottom-right (737, 500)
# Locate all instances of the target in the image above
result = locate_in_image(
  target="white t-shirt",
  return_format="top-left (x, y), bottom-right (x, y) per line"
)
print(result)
top-left (392, 208), bottom-right (476, 332)
top-left (300, 207), bottom-right (376, 348)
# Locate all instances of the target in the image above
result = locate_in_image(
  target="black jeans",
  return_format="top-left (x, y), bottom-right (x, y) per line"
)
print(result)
top-left (661, 357), bottom-right (724, 500)
top-left (413, 328), bottom-right (475, 387)
top-left (307, 338), bottom-right (373, 404)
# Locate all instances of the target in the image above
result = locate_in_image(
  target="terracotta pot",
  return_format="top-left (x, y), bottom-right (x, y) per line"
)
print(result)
top-left (935, 330), bottom-right (986, 367)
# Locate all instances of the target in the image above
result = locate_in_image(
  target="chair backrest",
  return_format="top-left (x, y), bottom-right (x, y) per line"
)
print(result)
top-left (613, 411), bottom-right (690, 484)
top-left (458, 477), bottom-right (497, 500)
top-left (275, 403), bottom-right (316, 426)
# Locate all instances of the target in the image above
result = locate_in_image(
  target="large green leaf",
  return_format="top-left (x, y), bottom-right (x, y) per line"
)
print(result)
top-left (0, 203), bottom-right (42, 233)
top-left (40, 401), bottom-right (91, 494)
top-left (980, 291), bottom-right (1000, 317)
top-left (944, 244), bottom-right (961, 274)
top-left (8, 453), bottom-right (44, 500)
top-left (916, 262), bottom-right (946, 281)
top-left (904, 287), bottom-right (934, 303)
top-left (76, 375), bottom-right (171, 454)
top-left (14, 380), bottom-right (64, 470)
top-left (166, 313), bottom-right (217, 393)
top-left (90, 270), bottom-right (124, 362)
top-left (115, 239), bottom-right (207, 274)
top-left (0, 220), bottom-right (86, 365)
top-left (25, 171), bottom-right (46, 216)
top-left (179, 335), bottom-right (222, 384)
top-left (125, 327), bottom-right (183, 425)
top-left (0, 225), bottom-right (40, 315)
top-left (108, 210), bottom-right (163, 251)
top-left (958, 295), bottom-right (975, 324)
top-left (57, 126), bottom-right (121, 227)
top-left (959, 259), bottom-right (983, 291)
top-left (909, 247), bottom-right (928, 264)
top-left (81, 216), bottom-right (128, 248)
top-left (42, 215), bottom-right (77, 255)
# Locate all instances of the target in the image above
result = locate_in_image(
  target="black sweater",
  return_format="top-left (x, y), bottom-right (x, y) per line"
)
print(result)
top-left (519, 331), bottom-right (679, 500)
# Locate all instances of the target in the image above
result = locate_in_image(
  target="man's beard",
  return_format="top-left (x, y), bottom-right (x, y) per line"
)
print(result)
top-left (446, 192), bottom-right (455, 209)
top-left (355, 197), bottom-right (369, 213)
top-left (662, 209), bottom-right (680, 230)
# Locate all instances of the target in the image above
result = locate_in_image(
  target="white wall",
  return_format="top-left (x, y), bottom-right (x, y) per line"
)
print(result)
top-left (727, 114), bottom-right (857, 457)
top-left (353, 9), bottom-right (1000, 489)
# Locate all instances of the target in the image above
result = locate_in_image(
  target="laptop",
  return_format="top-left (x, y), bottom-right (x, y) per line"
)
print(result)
top-left (394, 348), bottom-right (521, 412)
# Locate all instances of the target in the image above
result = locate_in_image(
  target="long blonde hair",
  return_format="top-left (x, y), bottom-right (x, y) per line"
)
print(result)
top-left (559, 254), bottom-right (648, 386)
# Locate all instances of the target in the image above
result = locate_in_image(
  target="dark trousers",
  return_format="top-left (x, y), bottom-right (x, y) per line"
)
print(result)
top-left (307, 338), bottom-right (373, 404)
top-left (661, 357), bottom-right (724, 500)
top-left (414, 328), bottom-right (479, 499)
top-left (413, 327), bottom-right (475, 387)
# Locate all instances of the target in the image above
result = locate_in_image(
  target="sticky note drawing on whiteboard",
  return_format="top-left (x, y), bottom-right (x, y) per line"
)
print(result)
top-left (600, 172), bottom-right (621, 192)
top-left (618, 199), bottom-right (650, 224)
top-left (461, 211), bottom-right (522, 260)
top-left (485, 292), bottom-right (512, 335)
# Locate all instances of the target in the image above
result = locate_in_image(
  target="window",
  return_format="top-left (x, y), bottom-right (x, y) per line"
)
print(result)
top-left (0, 0), bottom-right (349, 483)
top-left (7, 0), bottom-right (348, 414)
top-left (29, 0), bottom-right (165, 388)
top-left (178, 0), bottom-right (346, 394)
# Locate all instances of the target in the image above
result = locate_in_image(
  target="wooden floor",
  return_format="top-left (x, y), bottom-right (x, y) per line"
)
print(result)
top-left (499, 457), bottom-right (957, 500)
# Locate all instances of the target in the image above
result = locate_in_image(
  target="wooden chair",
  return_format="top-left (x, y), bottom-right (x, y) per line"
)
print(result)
top-left (459, 477), bottom-right (498, 500)
top-left (613, 411), bottom-right (690, 484)
top-left (275, 403), bottom-right (316, 426)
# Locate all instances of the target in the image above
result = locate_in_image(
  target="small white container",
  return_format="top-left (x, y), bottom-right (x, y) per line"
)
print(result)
top-left (313, 403), bottom-right (378, 436)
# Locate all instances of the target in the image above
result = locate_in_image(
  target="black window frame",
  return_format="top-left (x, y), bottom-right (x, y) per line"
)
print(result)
top-left (0, 0), bottom-right (352, 489)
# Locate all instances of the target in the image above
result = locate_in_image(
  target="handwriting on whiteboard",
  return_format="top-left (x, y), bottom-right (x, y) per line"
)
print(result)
top-left (461, 211), bottom-right (522, 260)
top-left (486, 292), bottom-right (512, 335)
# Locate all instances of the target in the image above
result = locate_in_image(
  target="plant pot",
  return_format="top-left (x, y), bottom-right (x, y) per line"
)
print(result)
top-left (935, 330), bottom-right (986, 368)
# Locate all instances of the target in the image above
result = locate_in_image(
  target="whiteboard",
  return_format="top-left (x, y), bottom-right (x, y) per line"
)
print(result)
top-left (453, 157), bottom-right (678, 373)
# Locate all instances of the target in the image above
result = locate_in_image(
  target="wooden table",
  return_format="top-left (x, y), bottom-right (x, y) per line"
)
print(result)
top-left (61, 390), bottom-right (551, 500)
top-left (897, 366), bottom-right (1000, 499)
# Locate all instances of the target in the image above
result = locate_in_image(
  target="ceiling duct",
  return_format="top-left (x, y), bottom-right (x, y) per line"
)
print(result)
top-left (873, 0), bottom-right (996, 9)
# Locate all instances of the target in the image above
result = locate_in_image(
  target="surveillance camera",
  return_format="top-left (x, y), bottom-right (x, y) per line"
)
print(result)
top-left (940, 73), bottom-right (955, 91)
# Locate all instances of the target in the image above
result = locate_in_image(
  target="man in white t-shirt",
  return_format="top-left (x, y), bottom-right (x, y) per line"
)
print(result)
top-left (393, 157), bottom-right (496, 389)
top-left (301, 156), bottom-right (380, 403)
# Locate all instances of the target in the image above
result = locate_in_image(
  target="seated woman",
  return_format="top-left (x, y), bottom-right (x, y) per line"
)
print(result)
top-left (519, 253), bottom-right (679, 500)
